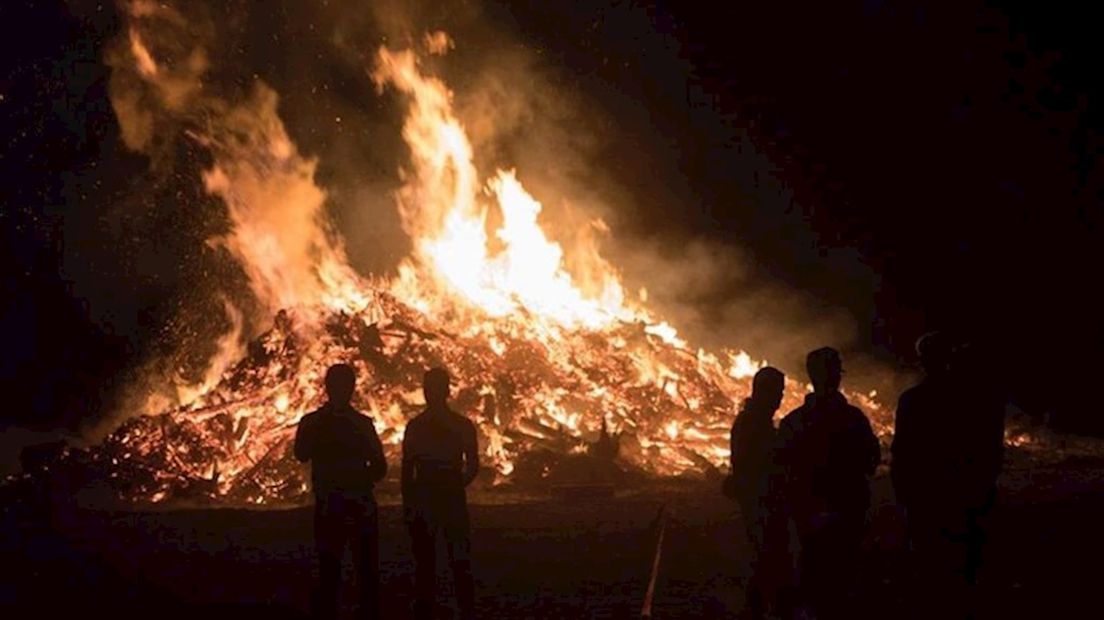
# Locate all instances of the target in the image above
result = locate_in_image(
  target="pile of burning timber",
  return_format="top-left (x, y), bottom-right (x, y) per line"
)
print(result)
top-left (12, 290), bottom-right (892, 507)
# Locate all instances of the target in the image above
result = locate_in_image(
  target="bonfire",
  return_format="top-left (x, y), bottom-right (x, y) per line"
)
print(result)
top-left (27, 16), bottom-right (891, 506)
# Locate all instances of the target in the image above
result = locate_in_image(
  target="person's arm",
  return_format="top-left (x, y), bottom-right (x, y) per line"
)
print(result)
top-left (462, 420), bottom-right (480, 487)
top-left (401, 424), bottom-right (416, 519)
top-left (972, 403), bottom-right (1006, 502)
top-left (294, 414), bottom-right (313, 463)
top-left (890, 394), bottom-right (915, 503)
top-left (984, 406), bottom-right (1006, 484)
top-left (859, 412), bottom-right (881, 476)
top-left (363, 419), bottom-right (388, 483)
top-left (729, 419), bottom-right (740, 473)
top-left (774, 414), bottom-right (797, 498)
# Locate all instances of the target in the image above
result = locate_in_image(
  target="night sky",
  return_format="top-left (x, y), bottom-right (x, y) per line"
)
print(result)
top-left (2, 0), bottom-right (1101, 440)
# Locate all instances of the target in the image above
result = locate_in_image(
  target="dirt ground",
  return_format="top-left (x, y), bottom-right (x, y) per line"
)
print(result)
top-left (3, 448), bottom-right (1103, 619)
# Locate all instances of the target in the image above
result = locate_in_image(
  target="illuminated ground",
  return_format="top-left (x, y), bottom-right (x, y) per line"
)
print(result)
top-left (3, 448), bottom-right (1102, 618)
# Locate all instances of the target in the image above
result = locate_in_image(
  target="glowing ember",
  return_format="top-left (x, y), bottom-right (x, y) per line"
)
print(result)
top-left (86, 25), bottom-right (891, 505)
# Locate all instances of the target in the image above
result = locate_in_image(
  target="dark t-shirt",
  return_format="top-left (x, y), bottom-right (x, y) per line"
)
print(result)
top-left (778, 391), bottom-right (880, 521)
top-left (730, 406), bottom-right (779, 501)
top-left (294, 403), bottom-right (387, 499)
top-left (892, 375), bottom-right (1004, 513)
top-left (401, 405), bottom-right (479, 514)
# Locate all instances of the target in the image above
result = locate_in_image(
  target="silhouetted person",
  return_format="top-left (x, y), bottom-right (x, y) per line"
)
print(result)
top-left (403, 367), bottom-right (480, 620)
top-left (728, 366), bottom-right (789, 619)
top-left (892, 332), bottom-right (959, 614)
top-left (951, 341), bottom-right (1005, 585)
top-left (295, 363), bottom-right (387, 620)
top-left (893, 334), bottom-right (1004, 617)
top-left (777, 347), bottom-right (880, 619)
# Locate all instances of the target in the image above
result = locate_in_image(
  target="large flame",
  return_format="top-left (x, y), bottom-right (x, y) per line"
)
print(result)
top-left (376, 44), bottom-right (633, 333)
top-left (91, 22), bottom-right (889, 505)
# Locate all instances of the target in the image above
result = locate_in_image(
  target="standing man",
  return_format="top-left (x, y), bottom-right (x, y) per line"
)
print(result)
top-left (295, 363), bottom-right (387, 620)
top-left (893, 334), bottom-right (1004, 617)
top-left (950, 341), bottom-right (1005, 588)
top-left (777, 347), bottom-right (881, 619)
top-left (727, 366), bottom-right (789, 620)
top-left (892, 332), bottom-right (959, 615)
top-left (403, 367), bottom-right (480, 620)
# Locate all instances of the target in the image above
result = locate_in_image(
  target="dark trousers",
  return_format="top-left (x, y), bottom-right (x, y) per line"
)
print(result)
top-left (314, 492), bottom-right (380, 620)
top-left (737, 493), bottom-right (789, 619)
top-left (409, 499), bottom-right (474, 620)
top-left (904, 502), bottom-right (991, 619)
top-left (794, 510), bottom-right (866, 619)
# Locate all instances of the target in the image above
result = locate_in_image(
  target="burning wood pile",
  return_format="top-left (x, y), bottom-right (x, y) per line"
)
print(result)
top-left (13, 22), bottom-right (896, 507)
top-left (53, 288), bottom-right (888, 506)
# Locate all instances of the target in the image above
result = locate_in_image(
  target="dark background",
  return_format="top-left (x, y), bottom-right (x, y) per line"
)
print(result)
top-left (2, 0), bottom-right (1100, 439)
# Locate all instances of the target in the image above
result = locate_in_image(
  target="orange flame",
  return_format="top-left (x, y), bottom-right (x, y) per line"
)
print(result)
top-left (375, 44), bottom-right (636, 334)
top-left (97, 28), bottom-right (891, 505)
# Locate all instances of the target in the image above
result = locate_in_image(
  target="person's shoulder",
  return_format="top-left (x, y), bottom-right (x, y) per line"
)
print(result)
top-left (405, 410), bottom-right (427, 431)
top-left (732, 409), bottom-right (765, 432)
top-left (348, 408), bottom-right (378, 430)
top-left (842, 397), bottom-right (864, 413)
top-left (842, 402), bottom-right (874, 428)
top-left (401, 413), bottom-right (425, 447)
top-left (298, 409), bottom-right (321, 425)
top-left (451, 409), bottom-right (477, 434)
top-left (731, 413), bottom-right (746, 433)
top-left (783, 402), bottom-right (808, 420)
top-left (779, 406), bottom-right (805, 431)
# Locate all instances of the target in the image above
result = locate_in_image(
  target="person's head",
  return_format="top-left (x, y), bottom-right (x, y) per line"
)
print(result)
top-left (950, 340), bottom-right (981, 376)
top-left (806, 347), bottom-right (843, 393)
top-left (749, 366), bottom-right (786, 413)
top-left (324, 363), bottom-right (356, 405)
top-left (951, 341), bottom-right (999, 393)
top-left (916, 331), bottom-right (952, 376)
top-left (423, 366), bottom-right (451, 407)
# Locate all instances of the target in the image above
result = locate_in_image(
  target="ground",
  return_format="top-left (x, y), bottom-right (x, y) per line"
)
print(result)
top-left (2, 447), bottom-right (1102, 619)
